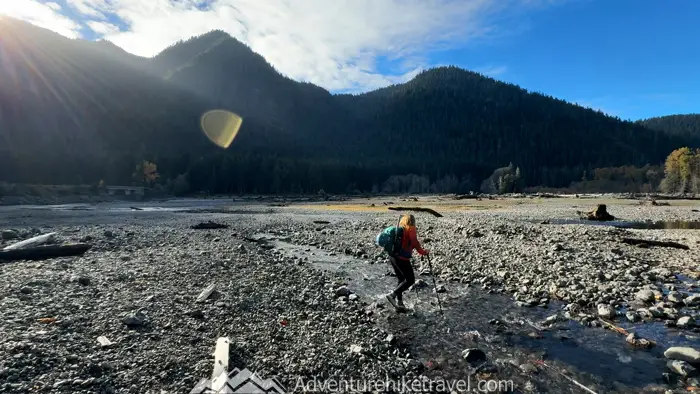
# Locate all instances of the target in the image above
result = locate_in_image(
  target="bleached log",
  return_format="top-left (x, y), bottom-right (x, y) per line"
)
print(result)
top-left (3, 232), bottom-right (57, 251)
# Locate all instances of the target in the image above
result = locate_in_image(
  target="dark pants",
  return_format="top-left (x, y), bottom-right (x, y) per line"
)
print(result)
top-left (389, 256), bottom-right (415, 300)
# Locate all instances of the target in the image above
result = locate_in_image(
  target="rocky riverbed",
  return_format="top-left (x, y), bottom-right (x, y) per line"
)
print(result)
top-left (1, 197), bottom-right (700, 393)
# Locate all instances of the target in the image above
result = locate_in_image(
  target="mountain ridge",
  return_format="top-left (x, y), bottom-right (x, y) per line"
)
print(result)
top-left (0, 18), bottom-right (693, 194)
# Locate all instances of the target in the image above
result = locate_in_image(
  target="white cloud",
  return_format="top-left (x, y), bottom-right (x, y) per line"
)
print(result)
top-left (0, 0), bottom-right (82, 39)
top-left (66, 0), bottom-right (110, 19)
top-left (3, 0), bottom-right (554, 92)
top-left (86, 21), bottom-right (120, 35)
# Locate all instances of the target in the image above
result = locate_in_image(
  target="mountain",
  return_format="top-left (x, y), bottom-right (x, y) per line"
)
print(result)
top-left (0, 17), bottom-right (692, 194)
top-left (638, 114), bottom-right (700, 141)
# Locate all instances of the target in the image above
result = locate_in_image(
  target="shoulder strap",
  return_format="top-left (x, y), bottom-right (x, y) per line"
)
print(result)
top-left (390, 216), bottom-right (402, 255)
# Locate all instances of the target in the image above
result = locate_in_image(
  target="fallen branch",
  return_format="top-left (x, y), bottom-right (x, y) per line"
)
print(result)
top-left (453, 194), bottom-right (479, 200)
top-left (313, 220), bottom-right (331, 225)
top-left (598, 318), bottom-right (629, 335)
top-left (3, 232), bottom-right (57, 251)
top-left (621, 238), bottom-right (689, 250)
top-left (388, 207), bottom-right (443, 218)
top-left (533, 360), bottom-right (598, 394)
top-left (191, 221), bottom-right (229, 230)
top-left (0, 243), bottom-right (91, 262)
top-left (598, 318), bottom-right (656, 348)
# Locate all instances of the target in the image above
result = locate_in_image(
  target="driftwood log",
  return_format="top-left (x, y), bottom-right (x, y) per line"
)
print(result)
top-left (578, 204), bottom-right (615, 221)
top-left (191, 221), bottom-right (229, 230)
top-left (3, 232), bottom-right (57, 251)
top-left (622, 238), bottom-right (689, 250)
top-left (454, 194), bottom-right (479, 200)
top-left (0, 243), bottom-right (91, 262)
top-left (387, 207), bottom-right (443, 218)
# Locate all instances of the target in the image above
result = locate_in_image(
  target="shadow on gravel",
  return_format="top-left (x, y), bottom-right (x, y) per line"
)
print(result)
top-left (539, 218), bottom-right (700, 230)
top-left (266, 235), bottom-right (677, 394)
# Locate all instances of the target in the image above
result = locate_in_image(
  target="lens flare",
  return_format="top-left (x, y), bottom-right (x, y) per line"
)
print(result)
top-left (200, 110), bottom-right (243, 149)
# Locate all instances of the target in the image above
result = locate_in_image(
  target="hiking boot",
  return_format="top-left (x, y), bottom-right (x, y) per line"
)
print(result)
top-left (385, 293), bottom-right (398, 308)
top-left (397, 298), bottom-right (405, 308)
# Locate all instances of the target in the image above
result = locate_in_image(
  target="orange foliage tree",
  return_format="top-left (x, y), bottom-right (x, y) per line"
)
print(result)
top-left (133, 160), bottom-right (159, 186)
top-left (660, 147), bottom-right (700, 193)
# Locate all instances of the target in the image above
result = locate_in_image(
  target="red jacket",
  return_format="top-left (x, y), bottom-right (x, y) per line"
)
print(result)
top-left (396, 226), bottom-right (427, 260)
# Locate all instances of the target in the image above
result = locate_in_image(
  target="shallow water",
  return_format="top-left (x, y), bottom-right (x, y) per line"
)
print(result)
top-left (261, 234), bottom-right (695, 393)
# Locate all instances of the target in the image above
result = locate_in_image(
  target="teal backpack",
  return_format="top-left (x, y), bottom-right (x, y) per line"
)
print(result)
top-left (375, 226), bottom-right (404, 256)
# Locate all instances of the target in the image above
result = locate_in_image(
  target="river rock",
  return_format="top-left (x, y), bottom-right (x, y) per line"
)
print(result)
top-left (668, 291), bottom-right (685, 304)
top-left (667, 360), bottom-right (698, 377)
top-left (597, 304), bottom-right (615, 319)
top-left (335, 286), bottom-right (352, 297)
top-left (685, 294), bottom-right (700, 307)
top-left (664, 347), bottom-right (700, 364)
top-left (1, 229), bottom-right (19, 240)
top-left (625, 311), bottom-right (641, 322)
top-left (677, 316), bottom-right (695, 329)
top-left (635, 289), bottom-right (655, 303)
top-left (123, 311), bottom-right (147, 327)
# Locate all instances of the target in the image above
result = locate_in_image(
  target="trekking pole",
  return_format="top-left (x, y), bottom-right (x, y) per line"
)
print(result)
top-left (426, 254), bottom-right (444, 315)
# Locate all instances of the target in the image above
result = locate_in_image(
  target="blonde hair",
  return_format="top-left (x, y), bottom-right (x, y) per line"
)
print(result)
top-left (399, 214), bottom-right (416, 228)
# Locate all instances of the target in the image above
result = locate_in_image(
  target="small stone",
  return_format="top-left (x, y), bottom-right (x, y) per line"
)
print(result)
top-left (664, 347), bottom-right (700, 364)
top-left (1, 230), bottom-right (19, 240)
top-left (668, 291), bottom-right (685, 304)
top-left (335, 286), bottom-right (352, 298)
top-left (122, 311), bottom-right (147, 327)
top-left (348, 294), bottom-right (359, 301)
top-left (544, 314), bottom-right (561, 325)
top-left (53, 380), bottom-right (71, 389)
top-left (520, 363), bottom-right (538, 374)
top-left (597, 304), bottom-right (614, 319)
top-left (19, 287), bottom-right (33, 295)
top-left (667, 360), bottom-right (698, 377)
top-left (678, 316), bottom-right (696, 329)
top-left (103, 230), bottom-right (114, 238)
top-left (625, 311), bottom-right (641, 322)
top-left (96, 336), bottom-right (113, 348)
top-left (635, 289), bottom-right (655, 303)
top-left (349, 345), bottom-right (363, 354)
top-left (685, 294), bottom-right (700, 307)
top-left (462, 348), bottom-right (486, 363)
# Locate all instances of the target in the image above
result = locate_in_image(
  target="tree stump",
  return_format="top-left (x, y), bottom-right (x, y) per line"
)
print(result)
top-left (579, 204), bottom-right (615, 221)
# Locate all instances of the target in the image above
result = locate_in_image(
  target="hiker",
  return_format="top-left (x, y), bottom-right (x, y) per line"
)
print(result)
top-left (385, 214), bottom-right (429, 310)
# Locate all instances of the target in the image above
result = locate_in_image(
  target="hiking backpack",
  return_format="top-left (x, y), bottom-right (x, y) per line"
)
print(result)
top-left (375, 226), bottom-right (404, 256)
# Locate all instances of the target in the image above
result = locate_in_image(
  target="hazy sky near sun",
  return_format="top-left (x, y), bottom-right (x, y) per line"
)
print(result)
top-left (1, 0), bottom-right (698, 120)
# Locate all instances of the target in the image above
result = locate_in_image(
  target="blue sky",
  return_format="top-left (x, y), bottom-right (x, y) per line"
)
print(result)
top-left (2, 0), bottom-right (698, 120)
top-left (455, 0), bottom-right (700, 121)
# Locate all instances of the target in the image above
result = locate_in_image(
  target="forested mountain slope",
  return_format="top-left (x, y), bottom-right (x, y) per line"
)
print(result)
top-left (0, 18), bottom-right (692, 193)
top-left (638, 114), bottom-right (700, 141)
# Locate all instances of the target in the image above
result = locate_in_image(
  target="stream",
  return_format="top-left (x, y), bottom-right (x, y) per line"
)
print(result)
top-left (257, 233), bottom-right (696, 393)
